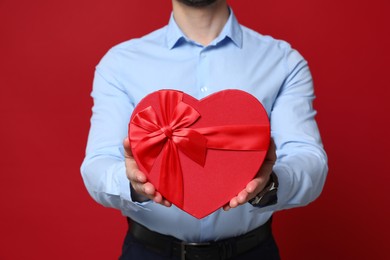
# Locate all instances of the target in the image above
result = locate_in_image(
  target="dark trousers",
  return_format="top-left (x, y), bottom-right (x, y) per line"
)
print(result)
top-left (119, 224), bottom-right (281, 260)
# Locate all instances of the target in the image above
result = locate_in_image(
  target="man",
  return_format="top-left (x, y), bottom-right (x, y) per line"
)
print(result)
top-left (81, 0), bottom-right (328, 259)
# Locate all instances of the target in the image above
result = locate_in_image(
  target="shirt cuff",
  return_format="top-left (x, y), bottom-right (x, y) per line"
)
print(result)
top-left (115, 162), bottom-right (151, 204)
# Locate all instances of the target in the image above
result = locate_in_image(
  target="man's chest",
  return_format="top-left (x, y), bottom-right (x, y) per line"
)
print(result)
top-left (118, 47), bottom-right (286, 115)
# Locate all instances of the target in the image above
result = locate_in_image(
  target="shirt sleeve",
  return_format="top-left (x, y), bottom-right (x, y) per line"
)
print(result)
top-left (254, 48), bottom-right (328, 213)
top-left (80, 50), bottom-right (151, 213)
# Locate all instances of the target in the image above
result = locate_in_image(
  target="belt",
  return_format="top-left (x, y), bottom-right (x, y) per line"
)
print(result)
top-left (128, 218), bottom-right (272, 260)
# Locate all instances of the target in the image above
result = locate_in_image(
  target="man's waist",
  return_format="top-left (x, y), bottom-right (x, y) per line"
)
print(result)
top-left (127, 217), bottom-right (273, 260)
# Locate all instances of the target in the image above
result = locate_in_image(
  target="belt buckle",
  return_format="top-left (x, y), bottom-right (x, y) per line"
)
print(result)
top-left (180, 241), bottom-right (211, 260)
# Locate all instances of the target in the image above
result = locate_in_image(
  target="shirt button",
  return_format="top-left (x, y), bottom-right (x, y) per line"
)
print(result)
top-left (200, 53), bottom-right (206, 58)
top-left (200, 86), bottom-right (208, 92)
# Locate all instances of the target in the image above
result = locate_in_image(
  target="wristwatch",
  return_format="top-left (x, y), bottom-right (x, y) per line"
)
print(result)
top-left (248, 172), bottom-right (279, 208)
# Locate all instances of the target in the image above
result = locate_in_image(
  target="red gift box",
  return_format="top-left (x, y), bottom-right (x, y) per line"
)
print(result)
top-left (129, 89), bottom-right (270, 219)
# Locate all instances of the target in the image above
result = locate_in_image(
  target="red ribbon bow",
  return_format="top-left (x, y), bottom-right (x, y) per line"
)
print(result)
top-left (129, 90), bottom-right (269, 207)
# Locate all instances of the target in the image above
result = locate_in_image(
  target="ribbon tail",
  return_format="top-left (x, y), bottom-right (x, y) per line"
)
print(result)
top-left (159, 140), bottom-right (184, 207)
top-left (173, 128), bottom-right (208, 167)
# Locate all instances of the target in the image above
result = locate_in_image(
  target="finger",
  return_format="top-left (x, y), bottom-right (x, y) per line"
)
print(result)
top-left (131, 181), bottom-right (146, 195)
top-left (151, 192), bottom-right (172, 207)
top-left (223, 203), bottom-right (231, 211)
top-left (135, 171), bottom-right (147, 183)
top-left (126, 168), bottom-right (147, 184)
top-left (143, 182), bottom-right (156, 196)
top-left (125, 157), bottom-right (147, 183)
top-left (247, 171), bottom-right (270, 189)
top-left (236, 189), bottom-right (249, 204)
top-left (246, 178), bottom-right (261, 194)
top-left (160, 197), bottom-right (172, 207)
top-left (161, 200), bottom-right (172, 207)
top-left (229, 197), bottom-right (239, 209)
top-left (130, 181), bottom-right (156, 204)
top-left (226, 189), bottom-right (250, 210)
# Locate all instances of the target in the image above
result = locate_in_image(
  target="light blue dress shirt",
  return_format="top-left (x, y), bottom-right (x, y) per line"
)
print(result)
top-left (81, 9), bottom-right (328, 242)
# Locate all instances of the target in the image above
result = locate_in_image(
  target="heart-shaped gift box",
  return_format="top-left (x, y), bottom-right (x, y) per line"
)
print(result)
top-left (129, 89), bottom-right (270, 219)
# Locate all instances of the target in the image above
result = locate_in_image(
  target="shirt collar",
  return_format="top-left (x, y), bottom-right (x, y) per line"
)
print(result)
top-left (165, 7), bottom-right (243, 49)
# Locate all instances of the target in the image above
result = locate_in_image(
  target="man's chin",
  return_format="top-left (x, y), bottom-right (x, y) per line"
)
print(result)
top-left (177, 0), bottom-right (218, 8)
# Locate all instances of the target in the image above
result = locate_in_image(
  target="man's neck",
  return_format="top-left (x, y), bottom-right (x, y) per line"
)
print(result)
top-left (172, 0), bottom-right (229, 46)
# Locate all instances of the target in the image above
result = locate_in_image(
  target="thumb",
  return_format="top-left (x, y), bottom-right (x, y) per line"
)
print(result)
top-left (123, 137), bottom-right (133, 157)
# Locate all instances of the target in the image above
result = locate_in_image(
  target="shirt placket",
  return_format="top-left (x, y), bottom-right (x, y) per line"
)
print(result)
top-left (197, 47), bottom-right (211, 99)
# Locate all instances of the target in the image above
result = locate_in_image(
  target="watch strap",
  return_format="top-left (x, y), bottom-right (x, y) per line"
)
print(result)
top-left (249, 172), bottom-right (279, 208)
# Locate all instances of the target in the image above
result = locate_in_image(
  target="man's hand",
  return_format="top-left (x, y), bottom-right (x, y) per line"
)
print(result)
top-left (223, 139), bottom-right (276, 211)
top-left (123, 138), bottom-right (171, 207)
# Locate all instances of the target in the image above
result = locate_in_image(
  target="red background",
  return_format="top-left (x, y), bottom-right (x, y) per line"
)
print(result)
top-left (0, 0), bottom-right (389, 259)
